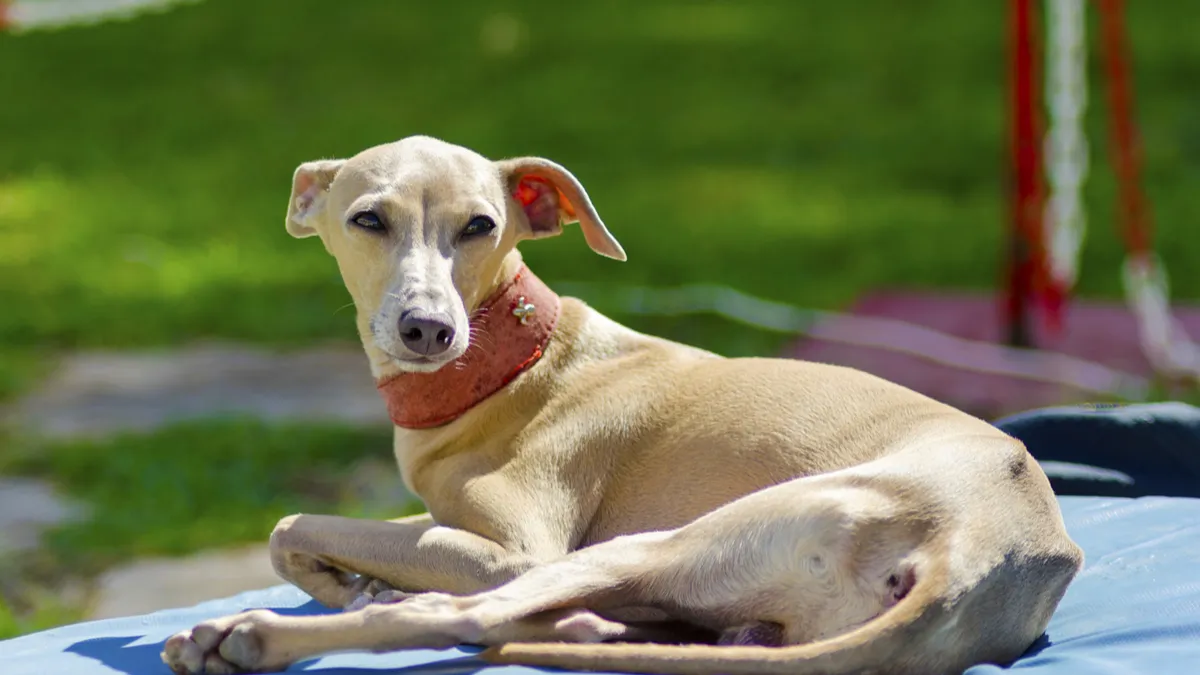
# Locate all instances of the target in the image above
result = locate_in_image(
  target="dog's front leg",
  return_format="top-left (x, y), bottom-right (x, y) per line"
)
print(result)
top-left (269, 512), bottom-right (544, 609)
top-left (163, 532), bottom-right (677, 675)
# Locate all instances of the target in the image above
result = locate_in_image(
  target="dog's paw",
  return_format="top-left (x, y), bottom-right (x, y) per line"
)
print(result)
top-left (161, 610), bottom-right (280, 675)
top-left (343, 577), bottom-right (416, 611)
top-left (717, 621), bottom-right (786, 647)
top-left (552, 610), bottom-right (631, 643)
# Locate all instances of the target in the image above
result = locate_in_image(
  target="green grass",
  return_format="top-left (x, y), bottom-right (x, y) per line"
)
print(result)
top-left (1, 1), bottom-right (1198, 355)
top-left (0, 348), bottom-right (48, 403)
top-left (1, 419), bottom-right (411, 575)
top-left (0, 590), bottom-right (80, 641)
top-left (0, 418), bottom-right (418, 639)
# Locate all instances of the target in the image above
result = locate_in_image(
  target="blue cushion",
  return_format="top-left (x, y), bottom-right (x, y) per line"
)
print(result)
top-left (3, 496), bottom-right (1199, 674)
top-left (996, 402), bottom-right (1200, 498)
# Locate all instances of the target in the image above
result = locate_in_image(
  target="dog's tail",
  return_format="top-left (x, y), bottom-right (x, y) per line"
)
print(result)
top-left (484, 548), bottom-right (976, 675)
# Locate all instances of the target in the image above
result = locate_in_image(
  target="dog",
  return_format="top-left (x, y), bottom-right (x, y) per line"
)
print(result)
top-left (161, 136), bottom-right (1082, 675)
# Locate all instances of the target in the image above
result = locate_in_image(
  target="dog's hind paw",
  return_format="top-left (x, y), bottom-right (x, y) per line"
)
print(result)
top-left (717, 621), bottom-right (786, 647)
top-left (343, 579), bottom-right (415, 611)
top-left (160, 610), bottom-right (279, 675)
top-left (552, 610), bottom-right (633, 643)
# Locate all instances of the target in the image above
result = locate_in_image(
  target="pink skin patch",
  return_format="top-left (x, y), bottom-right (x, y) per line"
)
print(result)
top-left (514, 177), bottom-right (543, 207)
top-left (885, 567), bottom-right (917, 607)
top-left (514, 176), bottom-right (572, 234)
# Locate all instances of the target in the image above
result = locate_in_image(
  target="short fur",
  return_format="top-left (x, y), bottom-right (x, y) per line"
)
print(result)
top-left (162, 136), bottom-right (1082, 675)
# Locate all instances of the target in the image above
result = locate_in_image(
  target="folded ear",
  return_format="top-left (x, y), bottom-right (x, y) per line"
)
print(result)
top-left (286, 159), bottom-right (346, 238)
top-left (495, 157), bottom-right (626, 261)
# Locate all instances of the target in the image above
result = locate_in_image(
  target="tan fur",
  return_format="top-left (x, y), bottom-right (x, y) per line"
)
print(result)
top-left (161, 136), bottom-right (1082, 675)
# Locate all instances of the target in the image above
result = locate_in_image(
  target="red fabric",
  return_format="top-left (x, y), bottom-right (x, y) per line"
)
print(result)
top-left (1098, 0), bottom-right (1152, 258)
top-left (375, 266), bottom-right (561, 429)
top-left (0, 2), bottom-right (11, 30)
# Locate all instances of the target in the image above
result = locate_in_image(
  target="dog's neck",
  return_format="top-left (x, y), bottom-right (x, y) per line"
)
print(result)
top-left (374, 264), bottom-right (561, 430)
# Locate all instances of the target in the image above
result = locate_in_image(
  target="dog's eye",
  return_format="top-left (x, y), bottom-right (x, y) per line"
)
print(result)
top-left (460, 215), bottom-right (496, 239)
top-left (350, 211), bottom-right (385, 232)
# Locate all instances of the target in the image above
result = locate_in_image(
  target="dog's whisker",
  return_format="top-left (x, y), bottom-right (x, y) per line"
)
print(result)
top-left (451, 328), bottom-right (488, 370)
top-left (468, 325), bottom-right (495, 348)
top-left (460, 327), bottom-right (496, 365)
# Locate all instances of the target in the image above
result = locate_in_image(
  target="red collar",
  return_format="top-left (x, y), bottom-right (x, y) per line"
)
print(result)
top-left (375, 266), bottom-right (561, 429)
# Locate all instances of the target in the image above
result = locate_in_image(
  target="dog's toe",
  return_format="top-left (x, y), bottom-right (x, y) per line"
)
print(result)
top-left (190, 622), bottom-right (225, 651)
top-left (344, 586), bottom-right (413, 611)
top-left (219, 622), bottom-right (264, 669)
top-left (162, 632), bottom-right (206, 675)
top-left (553, 611), bottom-right (626, 643)
top-left (203, 652), bottom-right (240, 675)
top-left (160, 612), bottom-right (279, 674)
top-left (344, 592), bottom-right (375, 612)
top-left (364, 578), bottom-right (395, 596)
top-left (716, 621), bottom-right (786, 647)
top-left (372, 589), bottom-right (414, 604)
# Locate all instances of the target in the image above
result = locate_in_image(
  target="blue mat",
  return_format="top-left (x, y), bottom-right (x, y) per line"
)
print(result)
top-left (3, 496), bottom-right (1199, 674)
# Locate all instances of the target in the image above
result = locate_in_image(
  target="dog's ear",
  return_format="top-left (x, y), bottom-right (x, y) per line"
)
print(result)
top-left (495, 157), bottom-right (626, 261)
top-left (287, 159), bottom-right (346, 238)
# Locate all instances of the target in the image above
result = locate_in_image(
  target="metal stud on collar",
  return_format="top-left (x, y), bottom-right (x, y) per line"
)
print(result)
top-left (513, 296), bottom-right (537, 325)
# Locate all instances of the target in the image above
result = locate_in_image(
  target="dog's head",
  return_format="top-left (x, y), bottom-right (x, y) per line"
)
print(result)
top-left (285, 136), bottom-right (625, 375)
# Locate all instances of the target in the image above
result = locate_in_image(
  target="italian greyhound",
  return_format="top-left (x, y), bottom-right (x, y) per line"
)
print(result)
top-left (162, 136), bottom-right (1082, 675)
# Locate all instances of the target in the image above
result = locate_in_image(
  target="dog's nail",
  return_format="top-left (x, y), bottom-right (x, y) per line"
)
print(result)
top-left (344, 593), bottom-right (374, 612)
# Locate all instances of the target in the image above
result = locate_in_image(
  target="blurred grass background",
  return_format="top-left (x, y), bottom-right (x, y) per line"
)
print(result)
top-left (1, 0), bottom-right (1198, 637)
top-left (2, 0), bottom-right (1197, 354)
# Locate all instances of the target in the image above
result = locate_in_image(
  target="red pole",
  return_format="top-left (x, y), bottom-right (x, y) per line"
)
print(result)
top-left (1005, 0), bottom-right (1047, 347)
top-left (1097, 0), bottom-right (1153, 259)
top-left (0, 2), bottom-right (11, 30)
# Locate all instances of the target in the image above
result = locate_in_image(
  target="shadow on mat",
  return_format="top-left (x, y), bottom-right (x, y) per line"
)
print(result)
top-left (66, 633), bottom-right (493, 675)
top-left (64, 599), bottom-right (485, 675)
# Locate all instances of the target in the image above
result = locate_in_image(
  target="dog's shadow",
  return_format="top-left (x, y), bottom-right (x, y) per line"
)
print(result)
top-left (63, 601), bottom-right (495, 675)
top-left (1018, 633), bottom-right (1055, 660)
top-left (63, 601), bottom-right (1059, 675)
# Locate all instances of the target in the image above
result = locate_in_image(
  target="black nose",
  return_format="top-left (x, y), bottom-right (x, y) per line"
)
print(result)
top-left (398, 311), bottom-right (456, 356)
